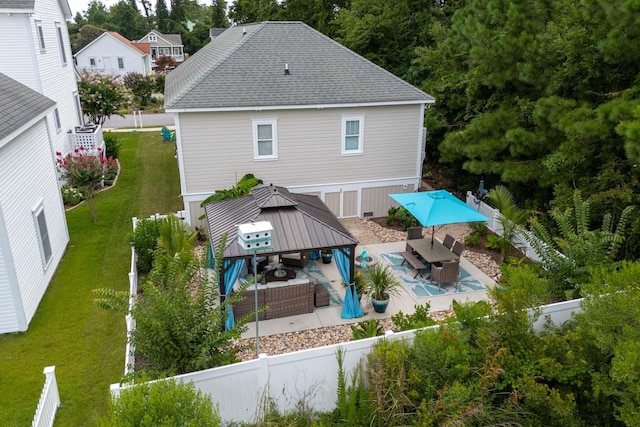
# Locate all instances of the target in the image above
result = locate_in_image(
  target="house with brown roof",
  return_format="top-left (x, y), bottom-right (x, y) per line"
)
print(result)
top-left (74, 31), bottom-right (152, 76)
top-left (136, 30), bottom-right (184, 65)
top-left (165, 21), bottom-right (435, 226)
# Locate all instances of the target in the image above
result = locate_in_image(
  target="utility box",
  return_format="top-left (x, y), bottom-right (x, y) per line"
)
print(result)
top-left (238, 221), bottom-right (273, 251)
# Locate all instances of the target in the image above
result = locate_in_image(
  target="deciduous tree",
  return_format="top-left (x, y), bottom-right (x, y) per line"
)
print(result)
top-left (78, 71), bottom-right (129, 126)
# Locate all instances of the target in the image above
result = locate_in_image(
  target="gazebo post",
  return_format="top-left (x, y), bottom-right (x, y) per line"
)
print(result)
top-left (348, 244), bottom-right (356, 283)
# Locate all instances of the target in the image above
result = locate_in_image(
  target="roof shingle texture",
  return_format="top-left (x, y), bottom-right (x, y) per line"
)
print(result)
top-left (0, 73), bottom-right (55, 141)
top-left (0, 0), bottom-right (35, 8)
top-left (165, 21), bottom-right (434, 110)
top-left (205, 185), bottom-right (359, 259)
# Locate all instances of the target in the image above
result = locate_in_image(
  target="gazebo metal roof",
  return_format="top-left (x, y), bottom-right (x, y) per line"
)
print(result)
top-left (204, 185), bottom-right (359, 260)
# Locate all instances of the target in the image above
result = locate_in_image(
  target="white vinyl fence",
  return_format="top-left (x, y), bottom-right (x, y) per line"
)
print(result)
top-left (111, 299), bottom-right (582, 424)
top-left (125, 212), bottom-right (186, 375)
top-left (31, 366), bottom-right (60, 427)
top-left (465, 191), bottom-right (543, 262)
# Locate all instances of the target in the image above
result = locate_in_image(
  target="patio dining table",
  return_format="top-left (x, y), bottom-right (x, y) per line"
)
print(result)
top-left (406, 238), bottom-right (460, 264)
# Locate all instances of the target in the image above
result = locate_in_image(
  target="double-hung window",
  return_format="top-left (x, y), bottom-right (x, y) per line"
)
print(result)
top-left (252, 119), bottom-right (278, 160)
top-left (55, 22), bottom-right (67, 65)
top-left (117, 57), bottom-right (124, 69)
top-left (36, 20), bottom-right (45, 52)
top-left (53, 108), bottom-right (62, 131)
top-left (33, 203), bottom-right (52, 268)
top-left (341, 116), bottom-right (364, 155)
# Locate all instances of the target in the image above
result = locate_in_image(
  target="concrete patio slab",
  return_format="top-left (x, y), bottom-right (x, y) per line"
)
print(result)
top-left (241, 240), bottom-right (495, 339)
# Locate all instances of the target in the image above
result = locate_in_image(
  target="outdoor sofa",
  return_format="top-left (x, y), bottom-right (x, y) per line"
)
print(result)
top-left (232, 278), bottom-right (315, 320)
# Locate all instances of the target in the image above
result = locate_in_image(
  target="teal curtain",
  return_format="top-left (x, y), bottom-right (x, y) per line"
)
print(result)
top-left (223, 259), bottom-right (245, 329)
top-left (333, 248), bottom-right (363, 319)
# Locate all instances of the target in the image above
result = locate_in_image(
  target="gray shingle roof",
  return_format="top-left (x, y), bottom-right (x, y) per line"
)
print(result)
top-left (165, 21), bottom-right (434, 110)
top-left (204, 185), bottom-right (359, 260)
top-left (0, 73), bottom-right (55, 142)
top-left (0, 0), bottom-right (35, 9)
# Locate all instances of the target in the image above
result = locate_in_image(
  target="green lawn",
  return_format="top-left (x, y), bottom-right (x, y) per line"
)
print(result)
top-left (0, 132), bottom-right (182, 426)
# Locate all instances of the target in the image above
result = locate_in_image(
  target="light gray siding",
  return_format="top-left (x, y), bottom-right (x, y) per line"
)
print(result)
top-left (362, 185), bottom-right (414, 219)
top-left (178, 104), bottom-right (422, 195)
top-left (0, 15), bottom-right (37, 90)
top-left (0, 120), bottom-right (69, 331)
top-left (325, 192), bottom-right (340, 215)
top-left (343, 190), bottom-right (357, 217)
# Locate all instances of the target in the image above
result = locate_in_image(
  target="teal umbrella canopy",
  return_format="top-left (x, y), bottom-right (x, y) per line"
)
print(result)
top-left (389, 190), bottom-right (488, 237)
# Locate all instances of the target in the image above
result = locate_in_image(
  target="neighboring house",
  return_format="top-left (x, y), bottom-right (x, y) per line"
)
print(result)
top-left (0, 0), bottom-right (83, 156)
top-left (0, 74), bottom-right (69, 333)
top-left (165, 21), bottom-right (435, 226)
top-left (74, 31), bottom-right (151, 77)
top-left (136, 30), bottom-right (184, 64)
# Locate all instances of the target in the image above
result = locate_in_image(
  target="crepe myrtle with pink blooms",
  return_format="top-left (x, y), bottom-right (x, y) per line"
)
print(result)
top-left (78, 71), bottom-right (129, 126)
top-left (56, 147), bottom-right (117, 222)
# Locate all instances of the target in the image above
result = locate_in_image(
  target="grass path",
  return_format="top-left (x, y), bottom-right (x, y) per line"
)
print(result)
top-left (0, 132), bottom-right (182, 426)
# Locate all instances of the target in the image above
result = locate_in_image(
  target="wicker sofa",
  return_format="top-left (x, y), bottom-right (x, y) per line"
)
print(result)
top-left (232, 278), bottom-right (315, 320)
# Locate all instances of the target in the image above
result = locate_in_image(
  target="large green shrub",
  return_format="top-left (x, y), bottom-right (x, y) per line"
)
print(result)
top-left (102, 378), bottom-right (221, 426)
top-left (103, 131), bottom-right (121, 159)
top-left (127, 218), bottom-right (161, 274)
top-left (123, 72), bottom-right (154, 107)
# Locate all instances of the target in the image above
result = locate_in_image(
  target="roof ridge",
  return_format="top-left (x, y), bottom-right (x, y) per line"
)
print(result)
top-left (297, 22), bottom-right (431, 100)
top-left (168, 22), bottom-right (266, 108)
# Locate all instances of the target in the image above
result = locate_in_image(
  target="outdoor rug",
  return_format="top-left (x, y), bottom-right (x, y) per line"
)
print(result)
top-left (379, 252), bottom-right (486, 298)
top-left (269, 260), bottom-right (343, 306)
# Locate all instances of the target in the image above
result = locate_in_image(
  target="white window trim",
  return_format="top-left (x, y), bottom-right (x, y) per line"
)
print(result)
top-left (36, 20), bottom-right (45, 52)
top-left (55, 22), bottom-right (67, 65)
top-left (341, 115), bottom-right (365, 155)
top-left (53, 108), bottom-right (62, 132)
top-left (252, 119), bottom-right (278, 160)
top-left (149, 34), bottom-right (157, 42)
top-left (117, 57), bottom-right (124, 69)
top-left (32, 202), bottom-right (52, 269)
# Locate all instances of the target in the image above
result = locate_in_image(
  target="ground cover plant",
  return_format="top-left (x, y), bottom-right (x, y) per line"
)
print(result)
top-left (0, 131), bottom-right (182, 425)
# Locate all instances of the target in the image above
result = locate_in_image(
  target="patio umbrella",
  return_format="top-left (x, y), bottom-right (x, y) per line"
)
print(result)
top-left (389, 190), bottom-right (489, 246)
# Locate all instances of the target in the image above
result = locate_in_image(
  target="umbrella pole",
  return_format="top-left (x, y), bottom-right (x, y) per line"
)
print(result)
top-left (431, 226), bottom-right (434, 248)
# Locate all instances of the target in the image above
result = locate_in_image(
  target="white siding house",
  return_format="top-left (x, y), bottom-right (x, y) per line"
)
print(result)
top-left (74, 31), bottom-right (152, 76)
top-left (165, 22), bottom-right (435, 225)
top-left (0, 0), bottom-right (82, 156)
top-left (0, 74), bottom-right (69, 333)
top-left (137, 30), bottom-right (184, 65)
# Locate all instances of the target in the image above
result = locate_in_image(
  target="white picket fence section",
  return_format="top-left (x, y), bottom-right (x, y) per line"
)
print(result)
top-left (111, 299), bottom-right (582, 424)
top-left (465, 191), bottom-right (543, 262)
top-left (31, 366), bottom-right (60, 427)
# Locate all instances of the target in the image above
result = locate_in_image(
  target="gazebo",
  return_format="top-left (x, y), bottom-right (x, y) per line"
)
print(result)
top-left (203, 184), bottom-right (360, 325)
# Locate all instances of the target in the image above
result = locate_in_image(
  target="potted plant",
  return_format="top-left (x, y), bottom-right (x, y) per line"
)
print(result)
top-left (321, 249), bottom-right (333, 264)
top-left (363, 264), bottom-right (402, 313)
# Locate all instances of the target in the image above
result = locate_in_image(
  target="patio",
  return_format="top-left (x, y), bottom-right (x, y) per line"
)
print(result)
top-left (240, 240), bottom-right (495, 339)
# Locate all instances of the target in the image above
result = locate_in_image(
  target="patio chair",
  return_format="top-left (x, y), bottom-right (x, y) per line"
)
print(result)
top-left (161, 126), bottom-right (175, 142)
top-left (279, 251), bottom-right (309, 268)
top-left (452, 241), bottom-right (464, 257)
top-left (407, 226), bottom-right (423, 240)
top-left (430, 260), bottom-right (459, 290)
top-left (443, 234), bottom-right (455, 250)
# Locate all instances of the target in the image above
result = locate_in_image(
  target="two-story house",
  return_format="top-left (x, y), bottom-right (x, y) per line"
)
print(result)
top-left (74, 31), bottom-right (152, 76)
top-left (0, 0), bottom-right (83, 156)
top-left (0, 74), bottom-right (69, 334)
top-left (0, 0), bottom-right (81, 332)
top-left (165, 21), bottom-right (435, 226)
top-left (136, 30), bottom-right (184, 66)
